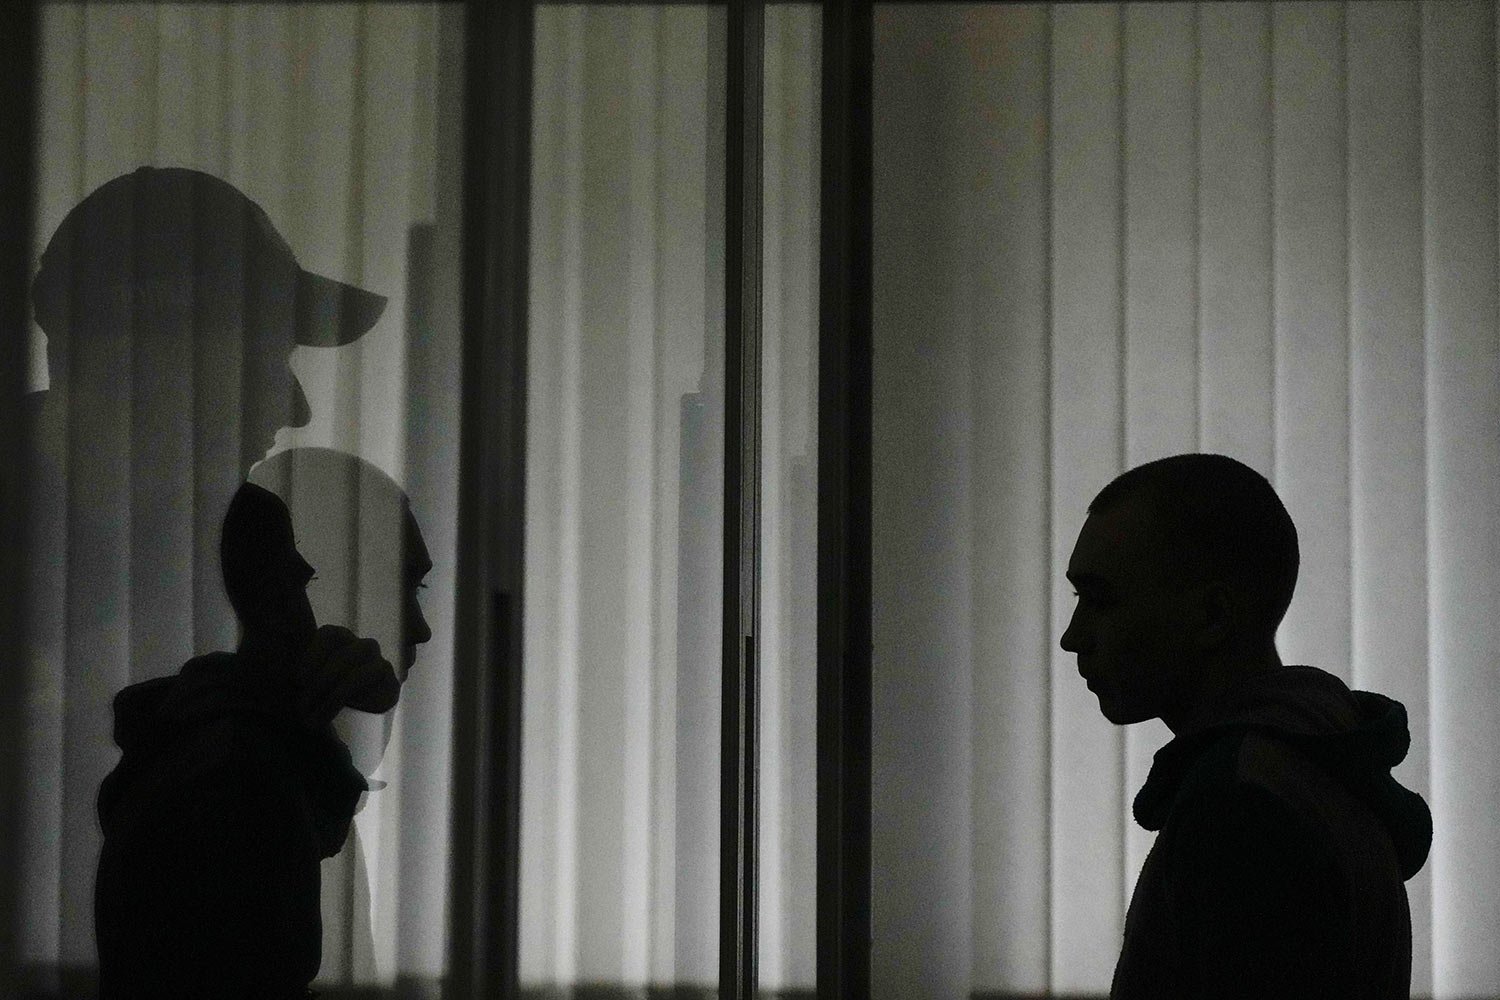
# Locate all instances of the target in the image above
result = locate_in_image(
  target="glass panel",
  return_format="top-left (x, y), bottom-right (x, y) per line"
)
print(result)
top-left (874, 5), bottom-right (1459, 1000)
top-left (521, 5), bottom-right (724, 993)
top-left (21, 3), bottom-right (465, 996)
top-left (872, 2), bottom-right (1062, 995)
top-left (758, 5), bottom-right (819, 997)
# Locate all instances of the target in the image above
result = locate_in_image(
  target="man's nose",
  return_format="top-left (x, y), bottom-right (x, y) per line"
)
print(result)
top-left (1060, 613), bottom-right (1083, 654)
top-left (288, 377), bottom-right (311, 428)
top-left (407, 603), bottom-right (433, 646)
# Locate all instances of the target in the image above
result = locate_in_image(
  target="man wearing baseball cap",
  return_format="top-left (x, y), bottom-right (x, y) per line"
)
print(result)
top-left (31, 165), bottom-right (387, 464)
top-left (23, 169), bottom-right (393, 994)
top-left (27, 166), bottom-right (390, 655)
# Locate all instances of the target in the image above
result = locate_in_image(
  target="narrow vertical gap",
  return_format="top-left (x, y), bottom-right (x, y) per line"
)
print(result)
top-left (129, 12), bottom-right (163, 684)
top-left (0, 0), bottom-right (37, 983)
top-left (347, 6), bottom-right (369, 465)
top-left (1191, 2), bottom-right (1203, 453)
top-left (1415, 1), bottom-right (1434, 914)
top-left (58, 8), bottom-right (86, 963)
top-left (647, 7), bottom-right (670, 983)
top-left (1113, 0), bottom-right (1129, 934)
top-left (1341, 1), bottom-right (1355, 686)
top-left (146, 7), bottom-right (161, 162)
top-left (1267, 3), bottom-right (1278, 485)
top-left (448, 2), bottom-right (532, 994)
top-left (1041, 4), bottom-right (1055, 989)
top-left (721, 2), bottom-right (763, 997)
top-left (816, 2), bottom-right (871, 996)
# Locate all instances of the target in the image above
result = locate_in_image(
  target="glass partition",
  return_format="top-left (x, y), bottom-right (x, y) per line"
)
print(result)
top-left (871, 4), bottom-right (1497, 998)
top-left (20, 4), bottom-right (465, 995)
top-left (758, 4), bottom-right (819, 996)
top-left (521, 5), bottom-right (725, 993)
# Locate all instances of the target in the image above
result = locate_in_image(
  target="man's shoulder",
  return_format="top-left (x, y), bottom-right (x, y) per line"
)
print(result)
top-left (102, 710), bottom-right (311, 838)
top-left (1159, 732), bottom-right (1337, 866)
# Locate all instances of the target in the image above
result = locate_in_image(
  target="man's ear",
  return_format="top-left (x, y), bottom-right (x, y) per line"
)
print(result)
top-left (1192, 580), bottom-right (1238, 651)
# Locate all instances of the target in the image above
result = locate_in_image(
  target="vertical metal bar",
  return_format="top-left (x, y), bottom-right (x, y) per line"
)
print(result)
top-left (817, 0), bottom-right (873, 998)
top-left (449, 2), bottom-right (532, 997)
top-left (0, 2), bottom-right (36, 993)
top-left (723, 0), bottom-right (764, 997)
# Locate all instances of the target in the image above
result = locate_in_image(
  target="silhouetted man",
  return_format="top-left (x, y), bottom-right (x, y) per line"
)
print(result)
top-left (94, 482), bottom-right (413, 999)
top-left (248, 447), bottom-right (436, 980)
top-left (249, 446), bottom-right (434, 777)
top-left (1060, 453), bottom-right (1431, 1000)
top-left (28, 165), bottom-right (387, 654)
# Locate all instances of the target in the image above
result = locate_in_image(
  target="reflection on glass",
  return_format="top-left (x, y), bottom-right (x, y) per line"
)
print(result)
top-left (758, 4), bottom-right (820, 996)
top-left (522, 5), bottom-right (725, 992)
top-left (20, 4), bottom-right (464, 994)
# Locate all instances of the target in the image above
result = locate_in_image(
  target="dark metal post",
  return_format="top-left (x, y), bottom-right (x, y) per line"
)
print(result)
top-left (0, 3), bottom-right (36, 992)
top-left (816, 0), bottom-right (873, 998)
top-left (449, 2), bottom-right (532, 997)
top-left (722, 0), bottom-right (765, 997)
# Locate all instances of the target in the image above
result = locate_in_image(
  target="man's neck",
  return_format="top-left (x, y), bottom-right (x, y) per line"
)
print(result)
top-left (237, 630), bottom-right (301, 675)
top-left (1163, 644), bottom-right (1283, 737)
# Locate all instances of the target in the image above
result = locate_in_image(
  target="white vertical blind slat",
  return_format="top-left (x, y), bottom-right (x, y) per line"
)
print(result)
top-left (965, 5), bottom-right (1051, 993)
top-left (59, 7), bottom-right (152, 967)
top-left (519, 9), bottom-right (574, 981)
top-left (758, 6), bottom-right (820, 990)
top-left (871, 8), bottom-right (978, 997)
top-left (620, 9), bottom-right (661, 983)
top-left (655, 7), bottom-right (720, 986)
top-left (869, 3), bottom-right (1500, 996)
top-left (1423, 2), bottom-right (1500, 994)
top-left (1271, 2), bottom-right (1351, 682)
top-left (1347, 2), bottom-right (1432, 992)
top-left (1197, 2), bottom-right (1274, 472)
top-left (23, 3), bottom-right (84, 970)
top-left (1048, 4), bottom-right (1125, 992)
top-left (1120, 0), bottom-right (1195, 923)
top-left (574, 10), bottom-right (641, 979)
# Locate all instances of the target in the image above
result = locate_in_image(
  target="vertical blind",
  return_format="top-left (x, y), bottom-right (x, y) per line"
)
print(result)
top-left (520, 5), bottom-right (819, 994)
top-left (522, 5), bottom-right (727, 989)
top-left (872, 3), bottom-right (1498, 998)
top-left (19, 4), bottom-right (464, 993)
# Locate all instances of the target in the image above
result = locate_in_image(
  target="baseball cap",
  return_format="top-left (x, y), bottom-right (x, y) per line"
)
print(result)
top-left (30, 166), bottom-right (386, 346)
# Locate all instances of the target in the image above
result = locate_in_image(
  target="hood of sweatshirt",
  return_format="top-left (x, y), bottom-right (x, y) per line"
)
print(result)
top-left (1133, 663), bottom-right (1432, 880)
top-left (98, 651), bottom-right (368, 859)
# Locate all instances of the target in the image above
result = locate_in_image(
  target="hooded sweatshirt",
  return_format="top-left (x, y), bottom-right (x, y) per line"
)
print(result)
top-left (95, 651), bottom-right (367, 1000)
top-left (1109, 663), bottom-right (1432, 1000)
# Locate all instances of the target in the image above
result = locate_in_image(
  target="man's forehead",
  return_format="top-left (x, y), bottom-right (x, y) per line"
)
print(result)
top-left (403, 510), bottom-right (433, 574)
top-left (1068, 499), bottom-right (1164, 578)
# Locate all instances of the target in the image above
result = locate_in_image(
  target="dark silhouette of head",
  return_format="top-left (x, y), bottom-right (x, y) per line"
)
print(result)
top-left (1090, 453), bottom-right (1299, 639)
top-left (1061, 453), bottom-right (1299, 730)
top-left (30, 166), bottom-right (387, 467)
top-left (221, 481), bottom-right (318, 650)
top-left (249, 447), bottom-right (433, 772)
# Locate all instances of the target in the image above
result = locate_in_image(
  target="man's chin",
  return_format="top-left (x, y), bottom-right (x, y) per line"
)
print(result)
top-left (1095, 693), bottom-right (1148, 726)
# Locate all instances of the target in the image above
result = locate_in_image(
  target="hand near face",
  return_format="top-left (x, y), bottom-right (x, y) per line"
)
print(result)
top-left (294, 624), bottom-right (401, 729)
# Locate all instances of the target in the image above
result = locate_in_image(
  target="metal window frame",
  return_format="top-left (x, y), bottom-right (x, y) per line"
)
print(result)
top-left (450, 2), bottom-right (533, 997)
top-left (815, 2), bottom-right (873, 998)
top-left (722, 0), bottom-right (766, 997)
top-left (0, 3), bottom-right (38, 989)
top-left (462, 4), bottom-right (874, 998)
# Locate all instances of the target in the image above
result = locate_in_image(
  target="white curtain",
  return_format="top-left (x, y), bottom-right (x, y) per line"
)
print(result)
top-left (520, 4), bottom-right (819, 993)
top-left (20, 4), bottom-right (464, 993)
top-left (758, 6), bottom-right (821, 992)
top-left (523, 6), bottom-right (726, 989)
top-left (872, 3), bottom-right (1499, 998)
